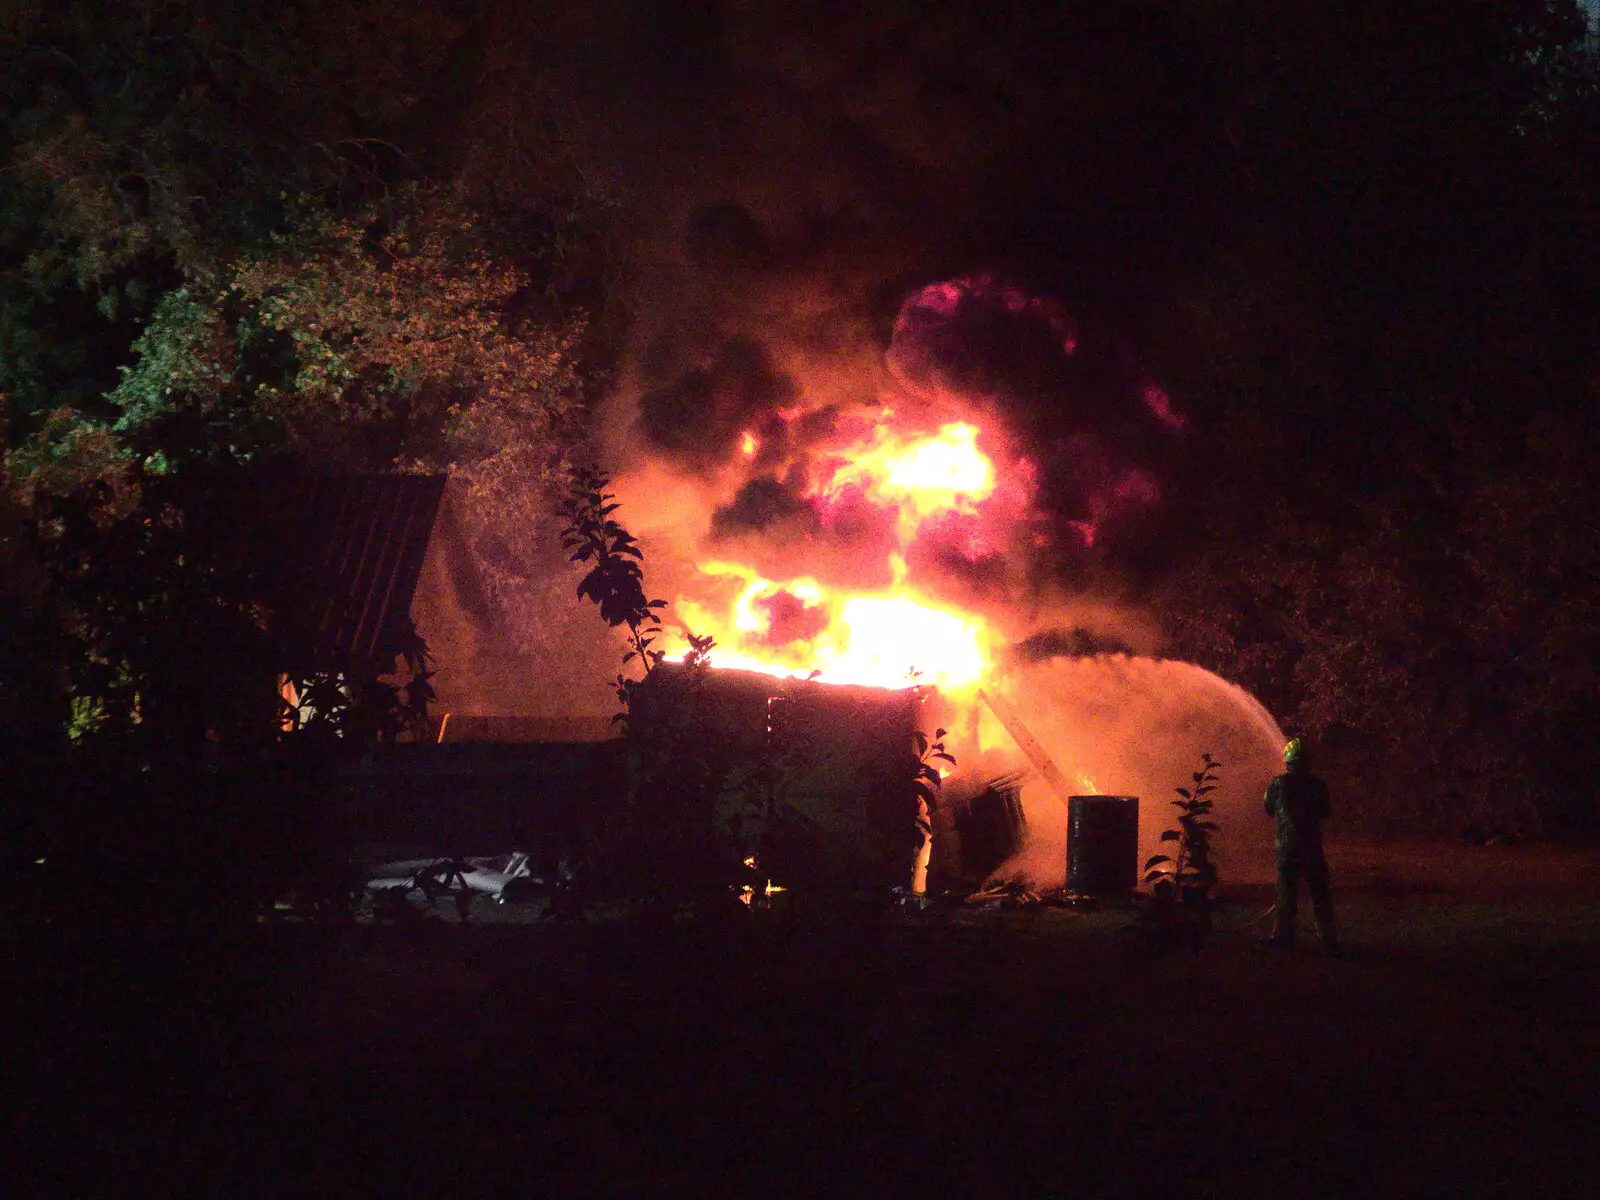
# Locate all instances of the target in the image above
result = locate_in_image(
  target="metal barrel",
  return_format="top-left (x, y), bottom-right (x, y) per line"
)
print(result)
top-left (1066, 795), bottom-right (1140, 894)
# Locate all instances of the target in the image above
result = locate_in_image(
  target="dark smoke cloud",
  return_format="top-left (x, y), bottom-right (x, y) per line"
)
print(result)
top-left (636, 338), bottom-right (799, 466)
top-left (685, 202), bottom-right (772, 274)
top-left (708, 472), bottom-right (902, 589)
top-left (1009, 627), bottom-right (1137, 663)
top-left (755, 590), bottom-right (829, 646)
top-left (888, 275), bottom-right (1079, 400)
top-left (902, 511), bottom-right (1015, 600)
top-left (502, 3), bottom-right (1197, 586)
top-left (881, 273), bottom-right (1179, 557)
top-left (888, 276), bottom-right (1168, 441)
top-left (816, 486), bottom-right (900, 556)
top-left (710, 475), bottom-right (819, 538)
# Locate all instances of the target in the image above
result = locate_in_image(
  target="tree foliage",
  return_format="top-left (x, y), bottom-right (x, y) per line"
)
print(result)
top-left (5, 183), bottom-right (587, 749)
top-left (0, 0), bottom-right (468, 428)
top-left (102, 186), bottom-right (585, 472)
top-left (558, 463), bottom-right (711, 723)
top-left (1160, 404), bottom-right (1599, 835)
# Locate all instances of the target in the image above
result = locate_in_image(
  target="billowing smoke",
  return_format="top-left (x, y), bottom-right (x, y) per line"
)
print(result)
top-left (603, 258), bottom-right (1182, 637)
top-left (408, 5), bottom-right (1292, 883)
top-left (591, 212), bottom-right (1286, 879)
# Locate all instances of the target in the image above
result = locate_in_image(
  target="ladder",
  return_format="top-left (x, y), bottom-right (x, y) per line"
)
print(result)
top-left (975, 687), bottom-right (1076, 806)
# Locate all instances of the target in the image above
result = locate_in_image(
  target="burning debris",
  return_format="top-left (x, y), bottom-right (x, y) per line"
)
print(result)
top-left (566, 263), bottom-right (1291, 894)
top-left (412, 242), bottom-right (1289, 897)
top-left (629, 663), bottom-right (922, 890)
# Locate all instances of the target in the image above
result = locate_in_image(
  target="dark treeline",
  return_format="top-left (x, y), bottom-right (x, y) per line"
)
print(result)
top-left (2, 1), bottom-right (1596, 837)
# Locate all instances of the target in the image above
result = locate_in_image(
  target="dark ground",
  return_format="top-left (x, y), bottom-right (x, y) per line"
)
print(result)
top-left (7, 840), bottom-right (1599, 1198)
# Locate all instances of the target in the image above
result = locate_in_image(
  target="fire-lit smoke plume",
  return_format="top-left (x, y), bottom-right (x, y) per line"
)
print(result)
top-left (409, 8), bottom-right (1292, 880)
top-left (606, 272), bottom-right (1178, 694)
top-left (598, 256), bottom-right (1287, 880)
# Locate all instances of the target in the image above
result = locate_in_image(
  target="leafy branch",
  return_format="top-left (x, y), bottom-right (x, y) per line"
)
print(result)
top-left (909, 726), bottom-right (956, 895)
top-left (1144, 751), bottom-right (1221, 894)
top-left (912, 726), bottom-right (956, 813)
top-left (559, 464), bottom-right (666, 711)
top-left (558, 463), bottom-right (713, 720)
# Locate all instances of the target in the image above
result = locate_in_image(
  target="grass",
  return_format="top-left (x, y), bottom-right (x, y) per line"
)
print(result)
top-left (7, 839), bottom-right (1599, 1196)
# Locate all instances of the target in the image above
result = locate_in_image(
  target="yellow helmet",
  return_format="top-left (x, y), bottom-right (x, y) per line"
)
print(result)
top-left (1283, 737), bottom-right (1307, 765)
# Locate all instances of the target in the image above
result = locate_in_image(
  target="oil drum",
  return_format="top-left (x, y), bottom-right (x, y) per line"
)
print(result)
top-left (1066, 795), bottom-right (1140, 894)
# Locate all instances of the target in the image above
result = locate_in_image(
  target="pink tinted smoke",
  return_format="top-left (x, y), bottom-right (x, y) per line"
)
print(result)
top-left (1142, 383), bottom-right (1186, 432)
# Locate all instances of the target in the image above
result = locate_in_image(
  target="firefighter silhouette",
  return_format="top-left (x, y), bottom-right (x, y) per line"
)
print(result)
top-left (1264, 737), bottom-right (1337, 950)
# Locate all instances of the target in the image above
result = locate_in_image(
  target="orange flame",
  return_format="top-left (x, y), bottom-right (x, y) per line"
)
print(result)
top-left (671, 562), bottom-right (993, 693)
top-left (823, 421), bottom-right (995, 539)
top-left (669, 416), bottom-right (1008, 692)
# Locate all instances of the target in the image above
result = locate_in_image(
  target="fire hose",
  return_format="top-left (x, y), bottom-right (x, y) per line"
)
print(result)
top-left (1221, 902), bottom-right (1277, 930)
top-left (974, 689), bottom-right (1284, 934)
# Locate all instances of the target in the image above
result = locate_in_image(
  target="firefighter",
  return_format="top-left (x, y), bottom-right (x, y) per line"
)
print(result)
top-left (1264, 737), bottom-right (1337, 951)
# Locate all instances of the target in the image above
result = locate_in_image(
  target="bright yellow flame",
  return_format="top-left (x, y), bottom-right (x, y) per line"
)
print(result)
top-left (667, 417), bottom-right (1006, 695)
top-left (825, 422), bottom-right (995, 534)
top-left (668, 563), bottom-right (993, 693)
top-left (836, 594), bottom-right (987, 687)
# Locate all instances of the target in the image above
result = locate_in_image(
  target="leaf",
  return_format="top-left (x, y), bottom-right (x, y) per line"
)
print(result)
top-left (1176, 787), bottom-right (1191, 799)
top-left (1144, 854), bottom-right (1173, 869)
top-left (1159, 830), bottom-right (1181, 842)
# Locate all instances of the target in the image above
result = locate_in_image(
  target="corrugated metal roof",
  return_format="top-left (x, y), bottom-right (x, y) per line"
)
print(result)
top-left (280, 474), bottom-right (446, 662)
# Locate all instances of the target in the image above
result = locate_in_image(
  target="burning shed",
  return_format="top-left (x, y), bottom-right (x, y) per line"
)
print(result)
top-left (630, 663), bottom-right (922, 891)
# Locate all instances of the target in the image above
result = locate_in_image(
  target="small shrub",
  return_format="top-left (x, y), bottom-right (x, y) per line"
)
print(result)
top-left (1140, 752), bottom-right (1222, 946)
